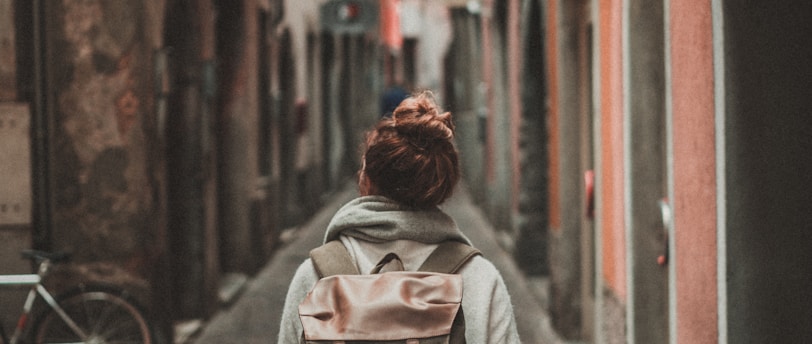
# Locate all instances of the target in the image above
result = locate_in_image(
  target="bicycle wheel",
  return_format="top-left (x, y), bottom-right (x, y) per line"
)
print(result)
top-left (32, 284), bottom-right (154, 344)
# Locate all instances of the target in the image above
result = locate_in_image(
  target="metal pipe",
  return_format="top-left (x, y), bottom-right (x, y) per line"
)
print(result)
top-left (30, 0), bottom-right (52, 251)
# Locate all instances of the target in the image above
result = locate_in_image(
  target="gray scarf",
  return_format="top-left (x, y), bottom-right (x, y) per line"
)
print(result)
top-left (324, 196), bottom-right (472, 245)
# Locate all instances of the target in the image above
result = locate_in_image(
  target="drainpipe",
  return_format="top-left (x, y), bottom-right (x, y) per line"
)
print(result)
top-left (30, 0), bottom-right (53, 251)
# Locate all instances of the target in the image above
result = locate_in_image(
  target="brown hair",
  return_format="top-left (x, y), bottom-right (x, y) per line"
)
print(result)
top-left (360, 91), bottom-right (459, 208)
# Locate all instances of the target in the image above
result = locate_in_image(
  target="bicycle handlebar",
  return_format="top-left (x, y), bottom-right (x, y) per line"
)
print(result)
top-left (21, 250), bottom-right (71, 264)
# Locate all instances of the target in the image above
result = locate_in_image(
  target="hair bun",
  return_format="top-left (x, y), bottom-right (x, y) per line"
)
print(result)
top-left (362, 90), bottom-right (460, 208)
top-left (391, 91), bottom-right (454, 149)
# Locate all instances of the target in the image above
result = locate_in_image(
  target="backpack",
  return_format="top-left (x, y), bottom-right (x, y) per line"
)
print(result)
top-left (298, 240), bottom-right (481, 344)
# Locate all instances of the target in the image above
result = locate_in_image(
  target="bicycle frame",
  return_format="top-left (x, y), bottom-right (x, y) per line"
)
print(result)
top-left (0, 260), bottom-right (88, 344)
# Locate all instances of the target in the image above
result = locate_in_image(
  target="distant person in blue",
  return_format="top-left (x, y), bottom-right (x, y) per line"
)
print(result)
top-left (380, 84), bottom-right (409, 118)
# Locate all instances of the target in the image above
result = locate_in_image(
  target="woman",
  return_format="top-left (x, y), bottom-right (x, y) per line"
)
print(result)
top-left (278, 91), bottom-right (520, 343)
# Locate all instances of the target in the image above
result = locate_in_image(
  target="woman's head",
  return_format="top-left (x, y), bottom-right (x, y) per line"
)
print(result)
top-left (359, 90), bottom-right (460, 208)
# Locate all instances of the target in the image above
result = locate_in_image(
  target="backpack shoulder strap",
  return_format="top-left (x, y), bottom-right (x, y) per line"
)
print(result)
top-left (312, 240), bottom-right (480, 276)
top-left (309, 240), bottom-right (360, 277)
top-left (418, 241), bottom-right (482, 274)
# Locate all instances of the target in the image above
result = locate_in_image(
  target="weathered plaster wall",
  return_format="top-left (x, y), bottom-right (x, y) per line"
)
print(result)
top-left (597, 0), bottom-right (627, 342)
top-left (669, 1), bottom-right (718, 342)
top-left (49, 0), bottom-right (157, 277)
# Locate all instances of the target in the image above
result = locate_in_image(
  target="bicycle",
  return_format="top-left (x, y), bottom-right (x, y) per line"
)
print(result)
top-left (0, 250), bottom-right (154, 344)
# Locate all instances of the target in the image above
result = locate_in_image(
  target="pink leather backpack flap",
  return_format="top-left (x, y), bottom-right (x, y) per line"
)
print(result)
top-left (298, 271), bottom-right (463, 342)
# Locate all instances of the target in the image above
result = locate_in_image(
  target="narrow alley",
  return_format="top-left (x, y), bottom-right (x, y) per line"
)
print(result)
top-left (190, 182), bottom-right (564, 344)
top-left (1, 0), bottom-right (811, 343)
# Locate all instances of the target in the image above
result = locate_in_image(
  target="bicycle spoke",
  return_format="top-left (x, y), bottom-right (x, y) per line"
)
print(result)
top-left (77, 293), bottom-right (145, 342)
top-left (34, 286), bottom-right (153, 344)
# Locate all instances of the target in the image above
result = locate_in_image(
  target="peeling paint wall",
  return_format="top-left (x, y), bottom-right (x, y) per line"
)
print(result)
top-left (47, 0), bottom-right (161, 291)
